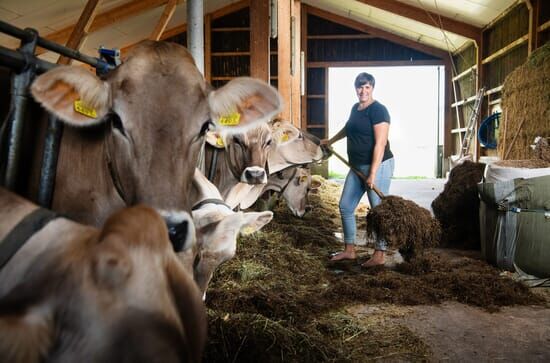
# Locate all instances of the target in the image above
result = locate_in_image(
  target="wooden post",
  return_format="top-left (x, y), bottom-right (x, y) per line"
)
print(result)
top-left (443, 57), bottom-right (453, 159)
top-left (57, 0), bottom-right (100, 65)
top-left (278, 0), bottom-right (292, 121)
top-left (291, 0), bottom-right (302, 127)
top-left (149, 0), bottom-right (178, 41)
top-left (250, 0), bottom-right (270, 82)
top-left (300, 4), bottom-right (308, 130)
top-left (204, 14), bottom-right (212, 82)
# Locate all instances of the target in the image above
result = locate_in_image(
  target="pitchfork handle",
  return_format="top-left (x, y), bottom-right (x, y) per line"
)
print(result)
top-left (327, 147), bottom-right (385, 199)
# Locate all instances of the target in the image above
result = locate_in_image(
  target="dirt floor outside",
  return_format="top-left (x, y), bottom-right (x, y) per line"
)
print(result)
top-left (203, 176), bottom-right (550, 362)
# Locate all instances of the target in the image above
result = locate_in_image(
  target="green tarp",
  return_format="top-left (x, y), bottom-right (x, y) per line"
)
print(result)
top-left (478, 175), bottom-right (550, 278)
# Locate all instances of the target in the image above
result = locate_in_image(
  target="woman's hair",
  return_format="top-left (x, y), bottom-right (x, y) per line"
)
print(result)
top-left (354, 72), bottom-right (375, 88)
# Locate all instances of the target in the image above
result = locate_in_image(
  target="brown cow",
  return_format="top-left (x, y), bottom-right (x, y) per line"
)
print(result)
top-left (0, 187), bottom-right (206, 362)
top-left (179, 169), bottom-right (272, 299)
top-left (29, 41), bottom-right (281, 243)
top-left (203, 123), bottom-right (273, 198)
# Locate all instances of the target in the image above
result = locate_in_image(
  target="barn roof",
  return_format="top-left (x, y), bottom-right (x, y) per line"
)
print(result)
top-left (0, 0), bottom-right (517, 62)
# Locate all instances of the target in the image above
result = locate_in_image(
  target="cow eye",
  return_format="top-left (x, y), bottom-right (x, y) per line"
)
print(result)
top-left (265, 139), bottom-right (272, 147)
top-left (110, 113), bottom-right (127, 138)
top-left (199, 119), bottom-right (213, 136)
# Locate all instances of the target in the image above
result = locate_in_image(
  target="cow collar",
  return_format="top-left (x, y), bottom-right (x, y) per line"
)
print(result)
top-left (192, 198), bottom-right (231, 212)
top-left (0, 207), bottom-right (60, 269)
top-left (269, 166), bottom-right (299, 195)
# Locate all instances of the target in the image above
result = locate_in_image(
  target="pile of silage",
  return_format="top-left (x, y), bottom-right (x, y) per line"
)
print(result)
top-left (366, 196), bottom-right (441, 261)
top-left (202, 175), bottom-right (544, 362)
top-left (432, 161), bottom-right (486, 249)
top-left (498, 42), bottom-right (550, 160)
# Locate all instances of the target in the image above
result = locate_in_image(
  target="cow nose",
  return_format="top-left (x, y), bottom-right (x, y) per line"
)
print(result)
top-left (243, 167), bottom-right (266, 184)
top-left (167, 220), bottom-right (189, 252)
top-left (305, 204), bottom-right (313, 213)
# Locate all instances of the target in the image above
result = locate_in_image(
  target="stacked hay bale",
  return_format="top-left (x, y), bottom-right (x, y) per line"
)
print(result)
top-left (432, 161), bottom-right (486, 250)
top-left (498, 42), bottom-right (550, 160)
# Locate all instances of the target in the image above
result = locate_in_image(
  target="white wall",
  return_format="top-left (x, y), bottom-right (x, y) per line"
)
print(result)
top-left (328, 66), bottom-right (443, 178)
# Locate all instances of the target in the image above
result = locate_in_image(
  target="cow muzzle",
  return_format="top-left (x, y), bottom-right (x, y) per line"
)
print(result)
top-left (241, 166), bottom-right (267, 184)
top-left (160, 211), bottom-right (196, 252)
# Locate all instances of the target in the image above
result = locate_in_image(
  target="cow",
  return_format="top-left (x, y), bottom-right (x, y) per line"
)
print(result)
top-left (28, 40), bottom-right (282, 247)
top-left (179, 169), bottom-right (272, 299)
top-left (0, 187), bottom-right (206, 362)
top-left (203, 122), bottom-right (273, 199)
top-left (224, 120), bottom-right (325, 211)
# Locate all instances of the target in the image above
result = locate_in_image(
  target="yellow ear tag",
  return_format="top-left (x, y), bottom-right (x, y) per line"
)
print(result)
top-left (300, 176), bottom-right (308, 183)
top-left (219, 112), bottom-right (241, 126)
top-left (241, 226), bottom-right (255, 235)
top-left (280, 133), bottom-right (289, 142)
top-left (216, 136), bottom-right (224, 147)
top-left (74, 99), bottom-right (97, 118)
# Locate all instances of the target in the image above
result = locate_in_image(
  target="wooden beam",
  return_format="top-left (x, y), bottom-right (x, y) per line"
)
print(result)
top-left (307, 59), bottom-right (445, 68)
top-left (481, 35), bottom-right (528, 64)
top-left (444, 57), bottom-right (453, 158)
top-left (39, 0), bottom-right (185, 55)
top-left (250, 0), bottom-right (270, 81)
top-left (149, 0), bottom-right (178, 41)
top-left (356, 0), bottom-right (481, 42)
top-left (57, 0), bottom-right (100, 65)
top-left (204, 14), bottom-right (211, 82)
top-left (291, 0), bottom-right (301, 127)
top-left (278, 0), bottom-right (292, 121)
top-left (304, 5), bottom-right (449, 59)
top-left (300, 4), bottom-right (308, 130)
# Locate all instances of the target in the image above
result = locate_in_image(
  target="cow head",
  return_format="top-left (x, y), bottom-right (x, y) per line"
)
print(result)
top-left (268, 120), bottom-right (324, 174)
top-left (30, 41), bottom-right (281, 234)
top-left (206, 122), bottom-right (273, 184)
top-left (0, 205), bottom-right (206, 362)
top-left (182, 169), bottom-right (273, 299)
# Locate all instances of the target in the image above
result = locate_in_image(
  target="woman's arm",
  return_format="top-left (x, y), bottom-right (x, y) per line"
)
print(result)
top-left (320, 127), bottom-right (346, 146)
top-left (367, 122), bottom-right (389, 188)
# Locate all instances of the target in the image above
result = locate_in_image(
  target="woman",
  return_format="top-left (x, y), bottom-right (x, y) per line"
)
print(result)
top-left (321, 72), bottom-right (394, 267)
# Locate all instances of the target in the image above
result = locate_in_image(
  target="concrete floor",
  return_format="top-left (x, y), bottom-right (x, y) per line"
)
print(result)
top-left (333, 177), bottom-right (447, 212)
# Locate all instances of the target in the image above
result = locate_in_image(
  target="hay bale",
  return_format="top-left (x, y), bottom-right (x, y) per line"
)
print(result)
top-left (367, 196), bottom-right (441, 261)
top-left (498, 42), bottom-right (550, 160)
top-left (432, 161), bottom-right (486, 250)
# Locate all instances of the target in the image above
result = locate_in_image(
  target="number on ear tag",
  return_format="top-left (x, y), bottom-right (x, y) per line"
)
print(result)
top-left (219, 112), bottom-right (241, 126)
top-left (74, 100), bottom-right (97, 118)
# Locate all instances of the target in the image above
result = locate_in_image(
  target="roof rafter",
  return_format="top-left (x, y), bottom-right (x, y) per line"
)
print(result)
top-left (57, 0), bottom-right (100, 64)
top-left (357, 0), bottom-right (482, 43)
top-left (305, 5), bottom-right (450, 59)
top-left (149, 0), bottom-right (178, 40)
top-left (38, 0), bottom-right (184, 55)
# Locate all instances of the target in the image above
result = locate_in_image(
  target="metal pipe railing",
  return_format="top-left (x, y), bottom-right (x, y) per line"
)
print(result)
top-left (0, 20), bottom-right (113, 71)
top-left (0, 20), bottom-right (116, 205)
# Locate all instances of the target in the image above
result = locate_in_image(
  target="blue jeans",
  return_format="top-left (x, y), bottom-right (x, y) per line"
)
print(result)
top-left (339, 158), bottom-right (395, 250)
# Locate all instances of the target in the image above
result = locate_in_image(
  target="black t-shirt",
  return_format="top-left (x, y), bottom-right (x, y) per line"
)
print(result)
top-left (345, 100), bottom-right (393, 166)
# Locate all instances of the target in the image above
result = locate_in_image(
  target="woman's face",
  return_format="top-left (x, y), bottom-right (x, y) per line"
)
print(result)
top-left (356, 82), bottom-right (374, 104)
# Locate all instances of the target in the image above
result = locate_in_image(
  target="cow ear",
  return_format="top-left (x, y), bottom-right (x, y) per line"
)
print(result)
top-left (165, 259), bottom-right (207, 363)
top-left (239, 211), bottom-right (273, 235)
top-left (205, 131), bottom-right (225, 149)
top-left (91, 236), bottom-right (133, 290)
top-left (31, 65), bottom-right (110, 127)
top-left (208, 77), bottom-right (283, 133)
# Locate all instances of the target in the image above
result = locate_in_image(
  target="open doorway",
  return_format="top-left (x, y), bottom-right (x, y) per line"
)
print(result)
top-left (327, 66), bottom-right (444, 178)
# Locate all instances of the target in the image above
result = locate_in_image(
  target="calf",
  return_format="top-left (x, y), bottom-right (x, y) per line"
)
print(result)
top-left (0, 188), bottom-right (205, 362)
top-left (179, 169), bottom-right (272, 299)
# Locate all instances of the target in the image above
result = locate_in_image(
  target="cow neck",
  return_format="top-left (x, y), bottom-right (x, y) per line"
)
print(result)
top-left (104, 123), bottom-right (134, 206)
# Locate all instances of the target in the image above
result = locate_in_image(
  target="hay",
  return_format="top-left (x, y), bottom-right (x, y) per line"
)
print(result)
top-left (367, 196), bottom-right (441, 261)
top-left (432, 161), bottom-right (486, 250)
top-left (494, 159), bottom-right (550, 168)
top-left (203, 175), bottom-right (544, 361)
top-left (498, 42), bottom-right (550, 160)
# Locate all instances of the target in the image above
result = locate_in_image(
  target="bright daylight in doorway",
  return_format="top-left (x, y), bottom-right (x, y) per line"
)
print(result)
top-left (328, 66), bottom-right (444, 178)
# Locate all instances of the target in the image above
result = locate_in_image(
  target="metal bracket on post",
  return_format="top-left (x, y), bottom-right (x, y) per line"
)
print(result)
top-left (3, 28), bottom-right (39, 190)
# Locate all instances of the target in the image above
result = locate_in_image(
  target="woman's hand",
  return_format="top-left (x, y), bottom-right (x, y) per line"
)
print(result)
top-left (320, 138), bottom-right (330, 145)
top-left (366, 174), bottom-right (375, 189)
